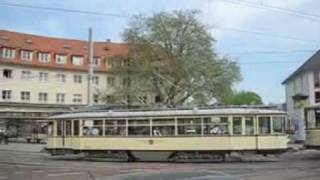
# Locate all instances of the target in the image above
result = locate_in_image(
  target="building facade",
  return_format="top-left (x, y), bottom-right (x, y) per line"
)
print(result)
top-left (283, 50), bottom-right (320, 142)
top-left (0, 29), bottom-right (154, 138)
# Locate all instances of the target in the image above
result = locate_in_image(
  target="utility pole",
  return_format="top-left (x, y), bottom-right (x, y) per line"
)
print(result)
top-left (87, 28), bottom-right (94, 106)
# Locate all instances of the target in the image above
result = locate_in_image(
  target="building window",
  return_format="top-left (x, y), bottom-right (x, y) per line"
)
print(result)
top-left (72, 56), bottom-right (83, 66)
top-left (39, 72), bottom-right (48, 81)
top-left (1, 48), bottom-right (15, 59)
top-left (39, 52), bottom-right (50, 63)
top-left (56, 74), bottom-right (66, 83)
top-left (2, 69), bottom-right (12, 79)
top-left (106, 95), bottom-right (115, 104)
top-left (38, 92), bottom-right (48, 102)
top-left (122, 78), bottom-right (130, 87)
top-left (107, 59), bottom-right (114, 68)
top-left (92, 76), bottom-right (99, 85)
top-left (55, 54), bottom-right (67, 64)
top-left (93, 94), bottom-right (99, 104)
top-left (2, 90), bottom-right (12, 100)
top-left (56, 93), bottom-right (65, 103)
top-left (21, 50), bottom-right (33, 61)
top-left (21, 70), bottom-right (32, 79)
top-left (73, 94), bottom-right (82, 103)
top-left (138, 96), bottom-right (147, 104)
top-left (315, 92), bottom-right (320, 103)
top-left (74, 74), bottom-right (82, 83)
top-left (20, 91), bottom-right (30, 102)
top-left (93, 57), bottom-right (101, 67)
top-left (107, 76), bottom-right (115, 87)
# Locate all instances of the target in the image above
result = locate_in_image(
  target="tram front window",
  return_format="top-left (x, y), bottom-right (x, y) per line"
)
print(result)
top-left (128, 120), bottom-right (150, 136)
top-left (105, 120), bottom-right (126, 136)
top-left (178, 118), bottom-right (201, 135)
top-left (233, 117), bottom-right (242, 135)
top-left (83, 120), bottom-right (103, 136)
top-left (259, 116), bottom-right (271, 134)
top-left (245, 117), bottom-right (254, 135)
top-left (203, 117), bottom-right (229, 135)
top-left (152, 119), bottom-right (175, 136)
top-left (273, 116), bottom-right (285, 134)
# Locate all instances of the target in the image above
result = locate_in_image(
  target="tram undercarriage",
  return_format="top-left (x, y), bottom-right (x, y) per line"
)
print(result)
top-left (46, 148), bottom-right (287, 162)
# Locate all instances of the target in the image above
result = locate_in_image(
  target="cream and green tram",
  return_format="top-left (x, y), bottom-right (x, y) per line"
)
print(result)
top-left (46, 108), bottom-right (288, 161)
top-left (305, 105), bottom-right (320, 149)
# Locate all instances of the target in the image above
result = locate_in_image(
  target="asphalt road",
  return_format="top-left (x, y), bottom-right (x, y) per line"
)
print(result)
top-left (0, 144), bottom-right (320, 180)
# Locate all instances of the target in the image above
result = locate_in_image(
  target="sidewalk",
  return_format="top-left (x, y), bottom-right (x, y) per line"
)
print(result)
top-left (0, 143), bottom-right (45, 153)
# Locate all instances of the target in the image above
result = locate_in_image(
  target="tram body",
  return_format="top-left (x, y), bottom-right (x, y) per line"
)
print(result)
top-left (305, 106), bottom-right (320, 149)
top-left (46, 108), bottom-right (288, 161)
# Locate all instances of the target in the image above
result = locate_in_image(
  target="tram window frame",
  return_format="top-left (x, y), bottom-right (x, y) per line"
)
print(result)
top-left (128, 119), bottom-right (150, 136)
top-left (152, 119), bottom-right (175, 136)
top-left (105, 119), bottom-right (126, 136)
top-left (258, 116), bottom-right (271, 135)
top-left (272, 116), bottom-right (285, 134)
top-left (232, 117), bottom-right (242, 135)
top-left (48, 122), bottom-right (53, 136)
top-left (177, 117), bottom-right (201, 136)
top-left (65, 120), bottom-right (72, 136)
top-left (245, 117), bottom-right (254, 135)
top-left (73, 120), bottom-right (79, 136)
top-left (203, 117), bottom-right (229, 135)
top-left (83, 119), bottom-right (103, 136)
top-left (57, 121), bottom-right (63, 136)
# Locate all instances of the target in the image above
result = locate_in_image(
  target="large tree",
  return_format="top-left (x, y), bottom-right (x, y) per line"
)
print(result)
top-left (225, 91), bottom-right (263, 105)
top-left (106, 10), bottom-right (241, 107)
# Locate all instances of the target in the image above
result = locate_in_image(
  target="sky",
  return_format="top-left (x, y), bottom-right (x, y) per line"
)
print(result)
top-left (0, 0), bottom-right (319, 104)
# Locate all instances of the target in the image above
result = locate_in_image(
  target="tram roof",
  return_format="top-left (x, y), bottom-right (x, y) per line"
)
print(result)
top-left (49, 108), bottom-right (286, 120)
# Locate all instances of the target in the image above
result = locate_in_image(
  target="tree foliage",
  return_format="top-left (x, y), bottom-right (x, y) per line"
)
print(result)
top-left (106, 10), bottom-right (241, 107)
top-left (225, 91), bottom-right (263, 105)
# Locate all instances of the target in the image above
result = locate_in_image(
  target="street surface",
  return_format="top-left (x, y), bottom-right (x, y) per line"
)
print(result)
top-left (0, 143), bottom-right (319, 180)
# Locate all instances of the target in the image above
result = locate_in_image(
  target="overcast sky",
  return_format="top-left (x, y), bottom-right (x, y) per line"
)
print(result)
top-left (0, 0), bottom-right (319, 104)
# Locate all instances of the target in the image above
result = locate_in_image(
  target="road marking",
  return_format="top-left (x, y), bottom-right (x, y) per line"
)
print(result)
top-left (32, 170), bottom-right (44, 173)
top-left (14, 171), bottom-right (24, 174)
top-left (48, 172), bottom-right (85, 177)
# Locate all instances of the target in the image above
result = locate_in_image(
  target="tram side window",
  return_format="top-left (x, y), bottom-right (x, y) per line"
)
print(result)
top-left (83, 120), bottom-right (103, 136)
top-left (152, 119), bottom-right (175, 136)
top-left (177, 118), bottom-right (201, 136)
top-left (259, 116), bottom-right (271, 134)
top-left (233, 117), bottom-right (242, 135)
top-left (272, 116), bottom-right (284, 134)
top-left (203, 117), bottom-right (229, 135)
top-left (105, 120), bottom-right (126, 136)
top-left (65, 120), bottom-right (72, 136)
top-left (57, 121), bottom-right (63, 136)
top-left (128, 120), bottom-right (150, 136)
top-left (73, 120), bottom-right (79, 136)
top-left (48, 122), bottom-right (53, 136)
top-left (245, 117), bottom-right (254, 135)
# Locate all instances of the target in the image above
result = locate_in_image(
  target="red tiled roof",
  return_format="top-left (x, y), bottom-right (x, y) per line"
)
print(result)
top-left (0, 29), bottom-right (128, 72)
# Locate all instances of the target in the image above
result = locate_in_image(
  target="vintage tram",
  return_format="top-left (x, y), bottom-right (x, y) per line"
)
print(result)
top-left (305, 105), bottom-right (320, 149)
top-left (46, 108), bottom-right (288, 161)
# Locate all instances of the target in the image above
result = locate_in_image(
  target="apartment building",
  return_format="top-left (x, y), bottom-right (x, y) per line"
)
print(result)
top-left (0, 29), bottom-right (153, 138)
top-left (283, 50), bottom-right (320, 142)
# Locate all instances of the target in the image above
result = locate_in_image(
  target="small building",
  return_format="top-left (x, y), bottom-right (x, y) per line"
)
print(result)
top-left (282, 50), bottom-right (320, 142)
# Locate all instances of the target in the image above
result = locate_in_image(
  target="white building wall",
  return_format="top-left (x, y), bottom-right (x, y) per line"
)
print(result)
top-left (285, 71), bottom-right (314, 141)
top-left (0, 65), bottom-right (108, 105)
